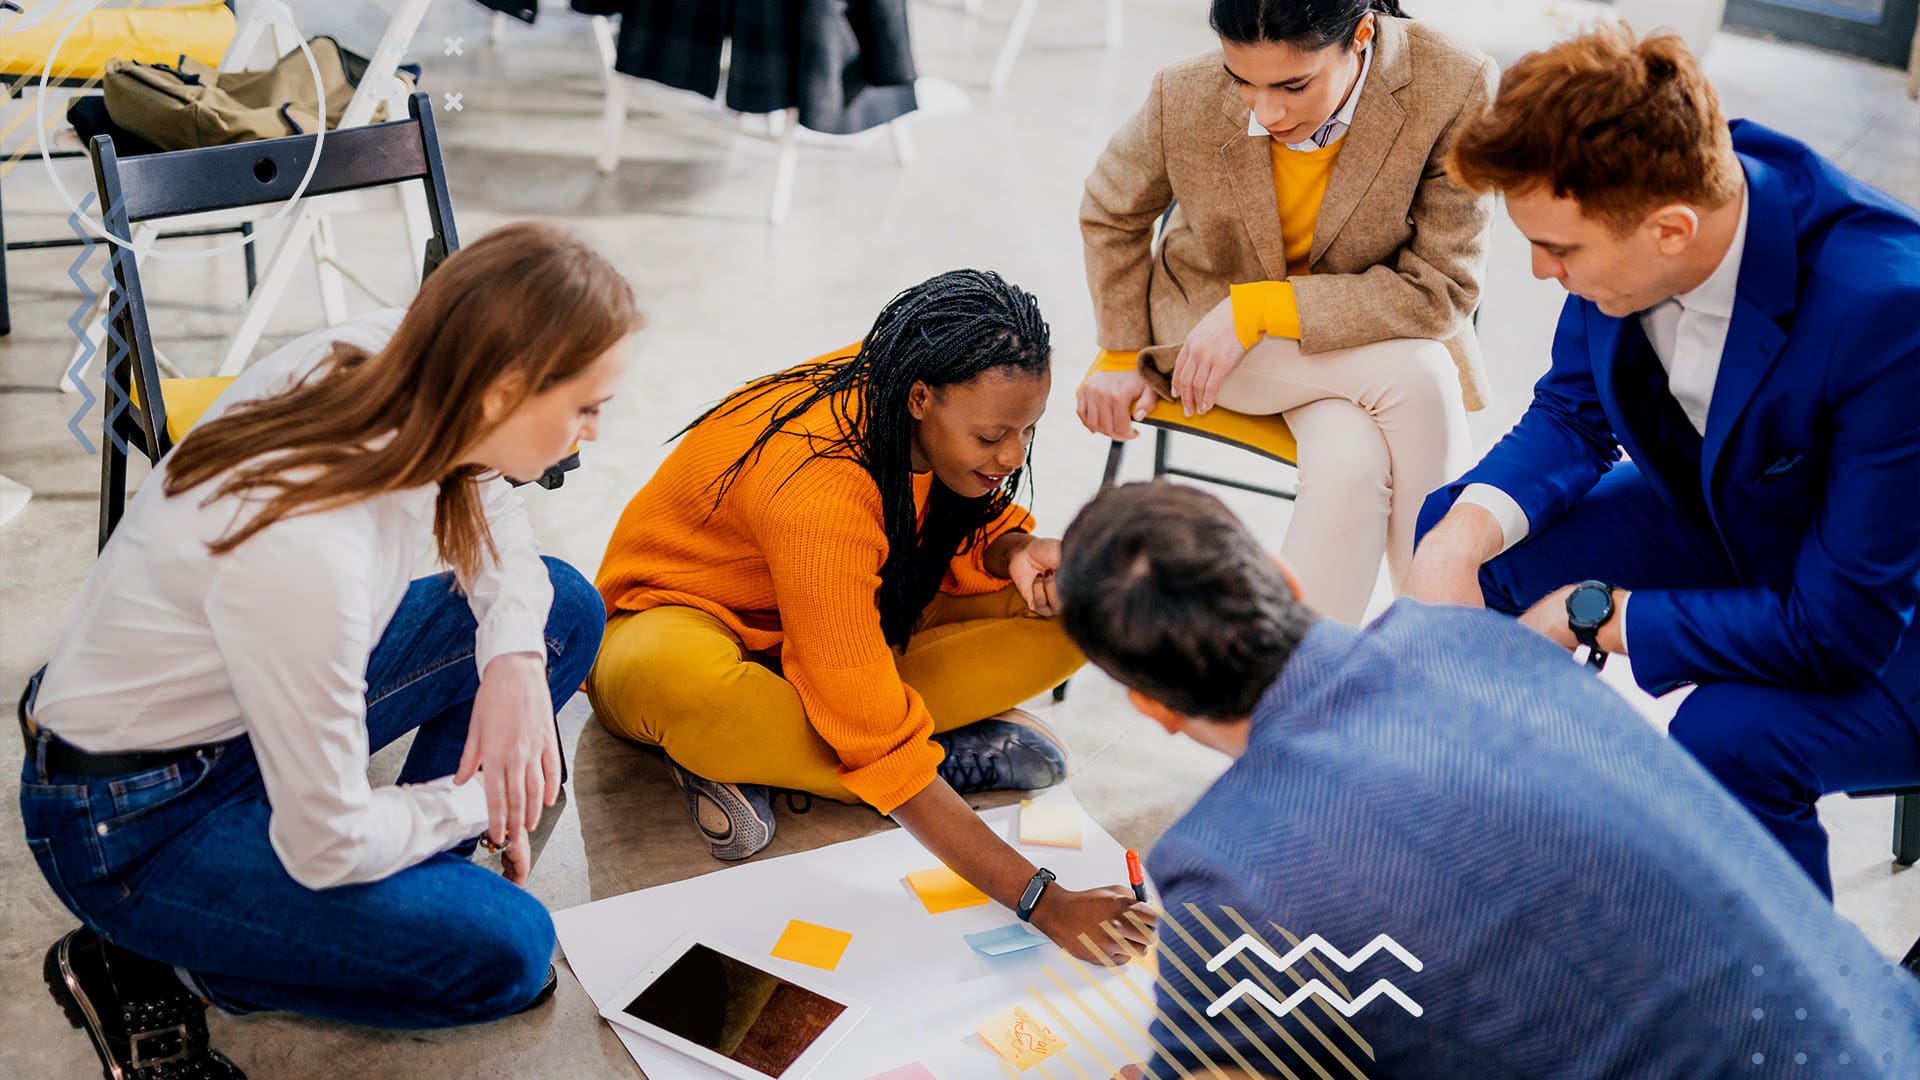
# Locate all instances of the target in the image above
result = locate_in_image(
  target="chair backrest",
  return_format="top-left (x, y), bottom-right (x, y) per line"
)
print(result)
top-left (88, 90), bottom-right (457, 467)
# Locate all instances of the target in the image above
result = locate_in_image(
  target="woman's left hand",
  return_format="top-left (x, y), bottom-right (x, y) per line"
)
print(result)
top-left (1007, 536), bottom-right (1064, 617)
top-left (1170, 296), bottom-right (1249, 417)
top-left (500, 828), bottom-right (533, 886)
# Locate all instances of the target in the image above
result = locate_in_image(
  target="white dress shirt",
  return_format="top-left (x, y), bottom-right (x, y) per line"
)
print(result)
top-left (1247, 40), bottom-right (1373, 151)
top-left (32, 309), bottom-right (554, 890)
top-left (1459, 182), bottom-right (1752, 554)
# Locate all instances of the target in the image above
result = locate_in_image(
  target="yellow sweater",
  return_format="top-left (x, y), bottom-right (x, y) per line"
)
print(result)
top-left (595, 349), bottom-right (1034, 812)
top-left (1097, 135), bottom-right (1343, 376)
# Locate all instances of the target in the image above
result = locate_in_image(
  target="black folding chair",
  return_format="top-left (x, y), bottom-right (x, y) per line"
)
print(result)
top-left (89, 90), bottom-right (583, 549)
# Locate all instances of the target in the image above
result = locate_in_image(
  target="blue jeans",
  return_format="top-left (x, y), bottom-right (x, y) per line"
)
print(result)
top-left (19, 556), bottom-right (605, 1029)
top-left (1458, 465), bottom-right (1920, 898)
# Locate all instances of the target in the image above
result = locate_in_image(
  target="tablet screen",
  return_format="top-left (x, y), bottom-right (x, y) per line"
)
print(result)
top-left (620, 943), bottom-right (849, 1077)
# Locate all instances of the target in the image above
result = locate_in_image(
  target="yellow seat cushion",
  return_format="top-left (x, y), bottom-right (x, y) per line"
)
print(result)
top-left (2, 3), bottom-right (236, 81)
top-left (1079, 353), bottom-right (1297, 466)
top-left (129, 376), bottom-right (236, 444)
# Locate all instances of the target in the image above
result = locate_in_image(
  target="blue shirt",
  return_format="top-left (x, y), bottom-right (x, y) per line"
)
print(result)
top-left (1145, 601), bottom-right (1920, 1077)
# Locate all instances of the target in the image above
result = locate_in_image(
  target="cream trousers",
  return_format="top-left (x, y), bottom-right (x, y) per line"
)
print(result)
top-left (1213, 336), bottom-right (1473, 623)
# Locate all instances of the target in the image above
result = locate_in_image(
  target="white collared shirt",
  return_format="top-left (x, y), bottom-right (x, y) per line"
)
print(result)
top-left (1247, 41), bottom-right (1373, 151)
top-left (1459, 182), bottom-right (1752, 554)
top-left (32, 309), bottom-right (554, 890)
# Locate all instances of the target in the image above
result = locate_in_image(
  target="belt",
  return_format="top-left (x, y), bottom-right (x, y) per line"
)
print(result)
top-left (19, 668), bottom-right (221, 779)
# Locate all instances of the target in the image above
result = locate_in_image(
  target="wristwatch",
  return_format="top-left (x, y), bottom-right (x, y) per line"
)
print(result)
top-left (1016, 868), bottom-right (1057, 923)
top-left (1565, 580), bottom-right (1615, 671)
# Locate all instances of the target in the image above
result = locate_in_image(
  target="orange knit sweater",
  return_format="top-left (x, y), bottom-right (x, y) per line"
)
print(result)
top-left (595, 350), bottom-right (1036, 813)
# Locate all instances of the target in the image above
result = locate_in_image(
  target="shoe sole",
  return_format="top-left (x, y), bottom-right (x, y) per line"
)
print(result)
top-left (998, 707), bottom-right (1074, 779)
top-left (44, 934), bottom-right (124, 1080)
top-left (668, 767), bottom-right (774, 862)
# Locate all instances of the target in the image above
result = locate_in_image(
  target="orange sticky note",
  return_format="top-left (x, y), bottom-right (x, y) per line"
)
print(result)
top-left (905, 865), bottom-right (990, 914)
top-left (1018, 800), bottom-right (1083, 849)
top-left (978, 1005), bottom-right (1069, 1070)
top-left (770, 919), bottom-right (853, 972)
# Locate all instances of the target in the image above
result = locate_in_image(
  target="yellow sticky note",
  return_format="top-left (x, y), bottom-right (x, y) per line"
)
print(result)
top-left (1018, 800), bottom-right (1083, 849)
top-left (905, 865), bottom-right (990, 914)
top-left (770, 919), bottom-right (853, 972)
top-left (977, 1005), bottom-right (1069, 1070)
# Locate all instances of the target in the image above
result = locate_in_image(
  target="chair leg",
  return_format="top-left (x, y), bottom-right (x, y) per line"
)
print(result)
top-left (0, 178), bottom-right (11, 338)
top-left (98, 420), bottom-right (127, 553)
top-left (989, 0), bottom-right (1040, 92)
top-left (240, 221), bottom-right (258, 295)
top-left (1152, 427), bottom-right (1171, 477)
top-left (592, 16), bottom-right (626, 176)
top-left (1894, 793), bottom-right (1920, 866)
top-left (769, 108), bottom-right (801, 226)
top-left (1101, 439), bottom-right (1126, 488)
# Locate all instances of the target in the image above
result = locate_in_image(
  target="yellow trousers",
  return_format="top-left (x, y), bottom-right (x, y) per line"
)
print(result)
top-left (587, 586), bottom-right (1084, 803)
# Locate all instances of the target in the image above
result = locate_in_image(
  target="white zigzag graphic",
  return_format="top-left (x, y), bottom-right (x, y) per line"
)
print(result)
top-left (1207, 977), bottom-right (1424, 1019)
top-left (1204, 933), bottom-right (1424, 1019)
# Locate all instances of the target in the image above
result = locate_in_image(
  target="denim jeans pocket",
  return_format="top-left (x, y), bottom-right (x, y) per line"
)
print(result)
top-left (97, 748), bottom-right (221, 835)
top-left (92, 748), bottom-right (225, 876)
top-left (25, 836), bottom-right (88, 921)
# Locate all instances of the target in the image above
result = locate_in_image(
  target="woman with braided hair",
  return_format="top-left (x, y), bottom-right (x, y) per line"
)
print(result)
top-left (591, 269), bottom-right (1155, 964)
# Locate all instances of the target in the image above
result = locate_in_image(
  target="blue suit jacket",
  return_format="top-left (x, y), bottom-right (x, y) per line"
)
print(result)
top-left (1421, 121), bottom-right (1920, 697)
top-left (1145, 604), bottom-right (1920, 1078)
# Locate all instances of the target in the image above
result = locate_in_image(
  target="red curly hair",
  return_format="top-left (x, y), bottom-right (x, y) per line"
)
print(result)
top-left (1447, 23), bottom-right (1742, 231)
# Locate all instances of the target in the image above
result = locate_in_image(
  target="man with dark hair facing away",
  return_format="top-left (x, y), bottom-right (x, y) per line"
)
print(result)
top-left (1404, 25), bottom-right (1920, 900)
top-left (1060, 481), bottom-right (1920, 1078)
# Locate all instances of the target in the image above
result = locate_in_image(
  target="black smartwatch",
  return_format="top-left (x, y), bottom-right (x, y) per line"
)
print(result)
top-left (1565, 580), bottom-right (1616, 671)
top-left (1016, 867), bottom-right (1056, 923)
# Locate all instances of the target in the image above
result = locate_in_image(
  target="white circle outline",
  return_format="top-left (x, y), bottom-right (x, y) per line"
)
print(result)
top-left (33, 0), bottom-right (328, 258)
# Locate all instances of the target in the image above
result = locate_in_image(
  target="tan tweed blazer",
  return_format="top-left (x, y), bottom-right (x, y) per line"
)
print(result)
top-left (1081, 17), bottom-right (1499, 411)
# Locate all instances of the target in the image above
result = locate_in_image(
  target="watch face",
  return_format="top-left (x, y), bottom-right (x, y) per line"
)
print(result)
top-left (1568, 586), bottom-right (1612, 625)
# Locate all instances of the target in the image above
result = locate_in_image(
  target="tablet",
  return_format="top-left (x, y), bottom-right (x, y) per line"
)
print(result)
top-left (600, 934), bottom-right (868, 1080)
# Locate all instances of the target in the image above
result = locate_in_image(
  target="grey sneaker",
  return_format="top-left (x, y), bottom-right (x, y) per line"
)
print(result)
top-left (665, 758), bottom-right (777, 861)
top-left (932, 708), bottom-right (1070, 795)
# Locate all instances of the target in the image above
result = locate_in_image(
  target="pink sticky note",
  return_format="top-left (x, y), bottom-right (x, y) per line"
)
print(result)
top-left (866, 1066), bottom-right (937, 1080)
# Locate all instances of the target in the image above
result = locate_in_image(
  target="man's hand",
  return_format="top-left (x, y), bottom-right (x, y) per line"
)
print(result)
top-left (1006, 536), bottom-right (1063, 616)
top-left (1402, 504), bottom-right (1505, 608)
top-left (1521, 585), bottom-right (1630, 654)
top-left (1170, 297), bottom-right (1247, 417)
top-left (1030, 884), bottom-right (1158, 965)
top-left (457, 652), bottom-right (561, 846)
top-left (1077, 369), bottom-right (1159, 440)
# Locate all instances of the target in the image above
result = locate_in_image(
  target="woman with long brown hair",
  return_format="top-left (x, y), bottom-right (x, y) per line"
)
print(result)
top-left (19, 222), bottom-right (640, 1078)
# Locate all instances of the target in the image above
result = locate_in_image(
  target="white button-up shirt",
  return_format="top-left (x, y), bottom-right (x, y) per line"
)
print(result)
top-left (1460, 182), bottom-right (1752, 553)
top-left (32, 309), bottom-right (553, 890)
top-left (1247, 41), bottom-right (1374, 151)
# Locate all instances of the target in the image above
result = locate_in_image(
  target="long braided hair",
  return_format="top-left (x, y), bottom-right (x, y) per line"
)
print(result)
top-left (689, 269), bottom-right (1052, 648)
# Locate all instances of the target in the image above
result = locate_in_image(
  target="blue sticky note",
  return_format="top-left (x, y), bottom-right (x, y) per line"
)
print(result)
top-left (966, 923), bottom-right (1046, 956)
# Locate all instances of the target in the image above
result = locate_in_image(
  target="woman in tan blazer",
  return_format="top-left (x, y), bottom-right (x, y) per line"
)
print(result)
top-left (1078, 0), bottom-right (1496, 623)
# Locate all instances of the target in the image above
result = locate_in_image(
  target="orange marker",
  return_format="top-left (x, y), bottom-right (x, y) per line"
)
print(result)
top-left (1125, 849), bottom-right (1147, 902)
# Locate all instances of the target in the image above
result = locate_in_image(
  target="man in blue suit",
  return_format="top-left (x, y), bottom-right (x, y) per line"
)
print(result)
top-left (1406, 26), bottom-right (1920, 898)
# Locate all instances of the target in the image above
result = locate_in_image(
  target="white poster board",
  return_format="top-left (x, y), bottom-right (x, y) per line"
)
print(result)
top-left (554, 788), bottom-right (1161, 1078)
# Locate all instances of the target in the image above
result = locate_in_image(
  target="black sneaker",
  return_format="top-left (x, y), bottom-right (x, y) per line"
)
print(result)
top-left (665, 758), bottom-right (777, 861)
top-left (932, 709), bottom-right (1070, 795)
top-left (44, 926), bottom-right (245, 1080)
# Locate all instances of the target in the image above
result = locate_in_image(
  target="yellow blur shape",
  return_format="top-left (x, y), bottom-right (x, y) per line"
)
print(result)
top-left (1018, 800), bottom-right (1083, 849)
top-left (769, 919), bottom-right (853, 972)
top-left (977, 1004), bottom-right (1069, 1070)
top-left (904, 865), bottom-right (989, 914)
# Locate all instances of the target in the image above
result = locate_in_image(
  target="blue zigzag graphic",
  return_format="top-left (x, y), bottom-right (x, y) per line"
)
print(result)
top-left (62, 193), bottom-right (100, 455)
top-left (100, 221), bottom-right (136, 458)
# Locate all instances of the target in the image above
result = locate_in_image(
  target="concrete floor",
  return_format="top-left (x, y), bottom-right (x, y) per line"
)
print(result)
top-left (2, 1), bottom-right (1917, 1076)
